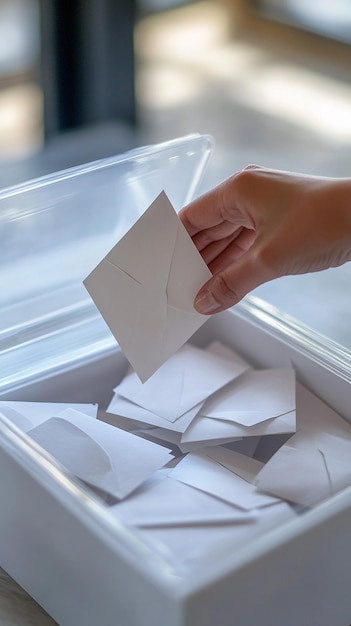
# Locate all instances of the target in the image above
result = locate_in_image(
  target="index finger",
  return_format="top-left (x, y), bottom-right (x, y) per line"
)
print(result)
top-left (180, 171), bottom-right (256, 239)
top-left (179, 184), bottom-right (227, 237)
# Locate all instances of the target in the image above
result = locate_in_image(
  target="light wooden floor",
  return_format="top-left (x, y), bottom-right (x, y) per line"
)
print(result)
top-left (0, 568), bottom-right (56, 625)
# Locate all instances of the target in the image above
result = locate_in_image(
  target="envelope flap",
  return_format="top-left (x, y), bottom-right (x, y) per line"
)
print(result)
top-left (171, 451), bottom-right (280, 510)
top-left (116, 344), bottom-right (247, 422)
top-left (204, 409), bottom-right (295, 427)
top-left (29, 417), bottom-right (112, 479)
top-left (105, 191), bottom-right (179, 290)
top-left (117, 360), bottom-right (185, 422)
top-left (112, 476), bottom-right (254, 527)
top-left (255, 444), bottom-right (331, 507)
top-left (56, 408), bottom-right (173, 499)
top-left (204, 446), bottom-right (264, 482)
top-left (316, 431), bottom-right (351, 492)
top-left (84, 257), bottom-right (168, 380)
top-left (166, 219), bottom-right (212, 313)
top-left (202, 368), bottom-right (295, 417)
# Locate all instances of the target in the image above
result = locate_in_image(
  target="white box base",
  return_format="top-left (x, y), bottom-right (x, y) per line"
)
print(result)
top-left (1, 303), bottom-right (351, 626)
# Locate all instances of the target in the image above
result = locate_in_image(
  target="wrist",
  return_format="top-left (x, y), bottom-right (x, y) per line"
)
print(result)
top-left (321, 178), bottom-right (351, 265)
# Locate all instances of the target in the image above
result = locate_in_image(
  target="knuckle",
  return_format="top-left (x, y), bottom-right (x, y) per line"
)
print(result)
top-left (231, 167), bottom-right (258, 197)
top-left (213, 273), bottom-right (242, 306)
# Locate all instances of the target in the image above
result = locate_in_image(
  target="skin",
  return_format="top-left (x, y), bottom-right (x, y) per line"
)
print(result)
top-left (179, 165), bottom-right (351, 315)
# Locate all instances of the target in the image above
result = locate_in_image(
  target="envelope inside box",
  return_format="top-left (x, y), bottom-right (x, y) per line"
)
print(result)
top-left (4, 342), bottom-right (351, 574)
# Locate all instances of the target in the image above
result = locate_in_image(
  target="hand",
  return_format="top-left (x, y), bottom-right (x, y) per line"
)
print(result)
top-left (179, 166), bottom-right (351, 314)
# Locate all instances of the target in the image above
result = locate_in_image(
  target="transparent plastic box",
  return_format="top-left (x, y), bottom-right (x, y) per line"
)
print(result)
top-left (0, 134), bottom-right (212, 398)
top-left (1, 135), bottom-right (351, 626)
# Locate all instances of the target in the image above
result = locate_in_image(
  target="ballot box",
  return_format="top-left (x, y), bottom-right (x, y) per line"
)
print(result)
top-left (1, 136), bottom-right (351, 626)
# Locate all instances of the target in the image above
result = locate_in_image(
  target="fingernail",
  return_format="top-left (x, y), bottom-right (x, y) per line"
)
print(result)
top-left (194, 290), bottom-right (221, 314)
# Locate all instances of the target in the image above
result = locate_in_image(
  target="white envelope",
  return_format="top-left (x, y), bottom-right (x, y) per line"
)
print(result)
top-left (296, 381), bottom-right (351, 437)
top-left (255, 428), bottom-right (351, 508)
top-left (200, 368), bottom-right (296, 426)
top-left (29, 417), bottom-right (114, 487)
top-left (181, 410), bottom-right (296, 444)
top-left (83, 191), bottom-right (212, 382)
top-left (141, 426), bottom-right (241, 454)
top-left (205, 340), bottom-right (252, 372)
top-left (0, 401), bottom-right (98, 430)
top-left (225, 436), bottom-right (262, 459)
top-left (181, 368), bottom-right (296, 444)
top-left (253, 382), bottom-right (351, 508)
top-left (203, 446), bottom-right (265, 483)
top-left (111, 475), bottom-right (255, 527)
top-left (115, 344), bottom-right (248, 423)
top-left (137, 500), bottom-right (296, 574)
top-left (107, 391), bottom-right (203, 433)
top-left (28, 409), bottom-right (173, 500)
top-left (170, 451), bottom-right (280, 510)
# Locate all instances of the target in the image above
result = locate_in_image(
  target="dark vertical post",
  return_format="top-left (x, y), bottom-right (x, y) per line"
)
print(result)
top-left (39, 0), bottom-right (136, 138)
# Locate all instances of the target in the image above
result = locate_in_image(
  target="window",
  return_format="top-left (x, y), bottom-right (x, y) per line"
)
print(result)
top-left (253, 0), bottom-right (351, 44)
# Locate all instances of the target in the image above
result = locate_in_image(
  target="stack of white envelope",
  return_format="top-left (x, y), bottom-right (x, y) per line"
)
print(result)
top-left (3, 365), bottom-right (351, 574)
top-left (108, 449), bottom-right (297, 573)
top-left (105, 341), bottom-right (297, 452)
top-left (105, 375), bottom-right (351, 571)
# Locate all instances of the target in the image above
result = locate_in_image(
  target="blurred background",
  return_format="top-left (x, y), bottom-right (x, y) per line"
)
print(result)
top-left (1, 0), bottom-right (351, 347)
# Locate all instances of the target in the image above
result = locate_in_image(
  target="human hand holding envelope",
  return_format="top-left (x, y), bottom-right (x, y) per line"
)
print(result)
top-left (83, 191), bottom-right (212, 382)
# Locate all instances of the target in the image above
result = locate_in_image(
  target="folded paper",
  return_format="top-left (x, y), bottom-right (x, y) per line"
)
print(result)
top-left (114, 343), bottom-right (247, 423)
top-left (255, 384), bottom-right (351, 507)
top-left (107, 343), bottom-right (249, 439)
top-left (140, 426), bottom-right (241, 453)
top-left (170, 450), bottom-right (280, 510)
top-left (28, 409), bottom-right (172, 500)
top-left (181, 369), bottom-right (296, 444)
top-left (136, 500), bottom-right (296, 574)
top-left (203, 446), bottom-right (265, 483)
top-left (200, 368), bottom-right (296, 426)
top-left (107, 391), bottom-right (204, 433)
top-left (0, 401), bottom-right (98, 431)
top-left (29, 417), bottom-right (113, 482)
top-left (83, 191), bottom-right (213, 382)
top-left (111, 474), bottom-right (255, 527)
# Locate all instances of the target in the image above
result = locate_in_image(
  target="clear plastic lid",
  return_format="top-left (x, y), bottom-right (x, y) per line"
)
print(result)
top-left (0, 134), bottom-right (213, 393)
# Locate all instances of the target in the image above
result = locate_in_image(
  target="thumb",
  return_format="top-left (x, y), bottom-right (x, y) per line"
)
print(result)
top-left (194, 251), bottom-right (270, 314)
